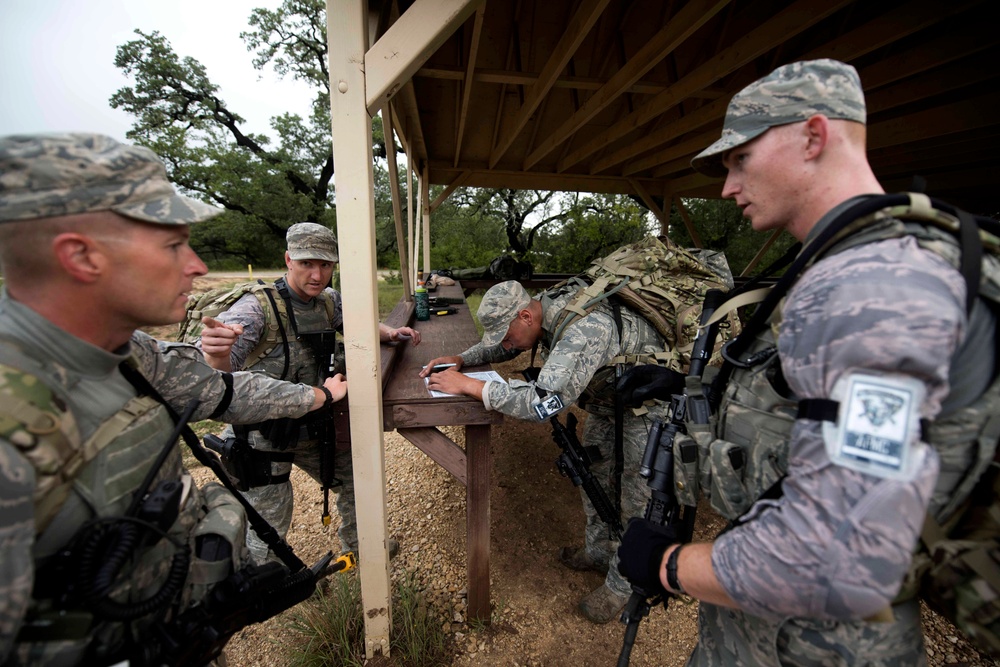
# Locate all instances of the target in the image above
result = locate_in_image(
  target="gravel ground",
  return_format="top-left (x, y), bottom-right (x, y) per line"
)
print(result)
top-left (200, 357), bottom-right (997, 667)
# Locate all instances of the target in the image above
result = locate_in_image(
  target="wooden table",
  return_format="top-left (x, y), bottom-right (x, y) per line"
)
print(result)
top-left (337, 282), bottom-right (501, 622)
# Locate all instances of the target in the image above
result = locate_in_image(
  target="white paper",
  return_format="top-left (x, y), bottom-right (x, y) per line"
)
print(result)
top-left (424, 370), bottom-right (506, 398)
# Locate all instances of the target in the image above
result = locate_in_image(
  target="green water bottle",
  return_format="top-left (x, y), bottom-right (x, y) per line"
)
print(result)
top-left (415, 281), bottom-right (430, 321)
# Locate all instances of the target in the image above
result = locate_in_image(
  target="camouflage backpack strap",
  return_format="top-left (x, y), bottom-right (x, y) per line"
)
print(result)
top-left (241, 281), bottom-right (291, 371)
top-left (0, 349), bottom-right (163, 532)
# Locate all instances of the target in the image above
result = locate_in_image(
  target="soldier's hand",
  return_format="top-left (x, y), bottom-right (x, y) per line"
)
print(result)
top-left (617, 518), bottom-right (679, 595)
top-left (391, 326), bottom-right (421, 346)
top-left (199, 316), bottom-right (243, 372)
top-left (418, 356), bottom-right (463, 378)
top-left (323, 373), bottom-right (347, 402)
top-left (616, 365), bottom-right (685, 407)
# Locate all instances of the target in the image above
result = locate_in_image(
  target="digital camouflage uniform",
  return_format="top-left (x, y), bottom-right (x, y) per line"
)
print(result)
top-left (680, 60), bottom-right (998, 665)
top-left (0, 133), bottom-right (324, 665)
top-left (202, 282), bottom-right (355, 562)
top-left (459, 282), bottom-right (670, 598)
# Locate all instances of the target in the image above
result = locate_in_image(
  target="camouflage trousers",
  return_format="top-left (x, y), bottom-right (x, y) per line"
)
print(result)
top-left (688, 598), bottom-right (927, 666)
top-left (579, 404), bottom-right (668, 597)
top-left (227, 428), bottom-right (357, 564)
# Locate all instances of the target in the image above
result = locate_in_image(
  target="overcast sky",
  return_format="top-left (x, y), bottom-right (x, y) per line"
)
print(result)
top-left (0, 0), bottom-right (316, 142)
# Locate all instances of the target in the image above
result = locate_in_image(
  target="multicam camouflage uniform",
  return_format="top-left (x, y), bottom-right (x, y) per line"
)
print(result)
top-left (202, 284), bottom-right (355, 562)
top-left (459, 284), bottom-right (670, 598)
top-left (680, 59), bottom-right (999, 665)
top-left (0, 295), bottom-right (321, 665)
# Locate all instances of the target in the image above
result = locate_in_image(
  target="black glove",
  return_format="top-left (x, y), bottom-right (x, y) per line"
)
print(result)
top-left (616, 365), bottom-right (685, 407)
top-left (617, 518), bottom-right (679, 594)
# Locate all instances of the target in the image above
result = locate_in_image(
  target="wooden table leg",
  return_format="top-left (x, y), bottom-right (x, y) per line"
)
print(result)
top-left (465, 424), bottom-right (491, 623)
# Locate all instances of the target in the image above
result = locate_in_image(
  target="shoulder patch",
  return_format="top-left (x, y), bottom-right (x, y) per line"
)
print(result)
top-left (823, 372), bottom-right (928, 480)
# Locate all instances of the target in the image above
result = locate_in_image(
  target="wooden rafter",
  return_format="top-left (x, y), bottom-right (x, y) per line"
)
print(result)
top-left (453, 4), bottom-right (486, 167)
top-left (596, 0), bottom-right (975, 176)
top-left (524, 0), bottom-right (730, 170)
top-left (365, 0), bottom-right (484, 114)
top-left (488, 0), bottom-right (611, 168)
top-left (561, 0), bottom-right (855, 174)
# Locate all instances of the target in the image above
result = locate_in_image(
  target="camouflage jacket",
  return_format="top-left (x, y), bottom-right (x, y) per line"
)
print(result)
top-left (708, 227), bottom-right (977, 625)
top-left (459, 286), bottom-right (667, 420)
top-left (0, 291), bottom-right (320, 665)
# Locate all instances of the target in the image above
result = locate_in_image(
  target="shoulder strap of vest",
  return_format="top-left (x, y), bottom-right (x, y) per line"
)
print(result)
top-left (725, 193), bottom-right (996, 366)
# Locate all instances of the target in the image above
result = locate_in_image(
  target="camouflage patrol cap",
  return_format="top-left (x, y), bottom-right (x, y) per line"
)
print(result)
top-left (478, 280), bottom-right (532, 347)
top-left (0, 133), bottom-right (222, 224)
top-left (286, 222), bottom-right (339, 262)
top-left (691, 59), bottom-right (866, 178)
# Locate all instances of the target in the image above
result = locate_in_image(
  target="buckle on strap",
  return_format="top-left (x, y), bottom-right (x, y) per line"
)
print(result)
top-left (720, 339), bottom-right (777, 369)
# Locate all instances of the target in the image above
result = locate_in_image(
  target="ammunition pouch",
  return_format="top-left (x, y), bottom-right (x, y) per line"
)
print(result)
top-left (204, 434), bottom-right (294, 492)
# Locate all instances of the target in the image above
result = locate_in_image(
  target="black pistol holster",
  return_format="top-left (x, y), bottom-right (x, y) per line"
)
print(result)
top-left (204, 433), bottom-right (294, 492)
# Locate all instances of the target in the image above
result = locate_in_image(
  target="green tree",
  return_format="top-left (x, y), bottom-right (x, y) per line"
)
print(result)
top-left (110, 0), bottom-right (390, 268)
top-left (532, 193), bottom-right (657, 272)
top-left (667, 198), bottom-right (797, 277)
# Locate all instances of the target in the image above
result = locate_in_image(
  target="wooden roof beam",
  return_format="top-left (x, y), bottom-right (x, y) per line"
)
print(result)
top-left (415, 66), bottom-right (727, 97)
top-left (365, 0), bottom-right (484, 114)
top-left (561, 0), bottom-right (855, 174)
top-left (488, 0), bottom-right (611, 168)
top-left (429, 170), bottom-right (472, 212)
top-left (605, 0), bottom-right (973, 177)
top-left (453, 4), bottom-right (486, 167)
top-left (523, 0), bottom-right (731, 170)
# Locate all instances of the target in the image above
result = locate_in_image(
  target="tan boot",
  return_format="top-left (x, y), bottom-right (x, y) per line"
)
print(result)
top-left (559, 546), bottom-right (610, 574)
top-left (578, 584), bottom-right (629, 624)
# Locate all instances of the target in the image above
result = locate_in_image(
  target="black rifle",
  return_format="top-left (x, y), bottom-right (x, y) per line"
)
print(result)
top-left (617, 288), bottom-right (726, 667)
top-left (140, 551), bottom-right (355, 666)
top-left (522, 367), bottom-right (624, 539)
top-left (298, 329), bottom-right (342, 526)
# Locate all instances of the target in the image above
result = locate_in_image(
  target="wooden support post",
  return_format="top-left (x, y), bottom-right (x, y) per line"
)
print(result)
top-left (327, 0), bottom-right (392, 658)
top-left (672, 195), bottom-right (704, 248)
top-left (465, 424), bottom-right (492, 622)
top-left (383, 103), bottom-right (412, 299)
top-left (742, 228), bottom-right (785, 276)
top-left (422, 162), bottom-right (431, 274)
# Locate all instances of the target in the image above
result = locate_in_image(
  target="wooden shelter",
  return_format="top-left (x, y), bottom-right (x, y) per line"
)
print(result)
top-left (327, 0), bottom-right (998, 657)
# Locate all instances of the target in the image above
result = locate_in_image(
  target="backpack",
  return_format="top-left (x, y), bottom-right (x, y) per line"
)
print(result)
top-left (177, 279), bottom-right (336, 371)
top-left (550, 235), bottom-right (740, 372)
top-left (712, 192), bottom-right (1000, 657)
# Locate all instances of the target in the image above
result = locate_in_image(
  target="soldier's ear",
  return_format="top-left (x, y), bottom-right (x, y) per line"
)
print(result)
top-left (53, 232), bottom-right (106, 283)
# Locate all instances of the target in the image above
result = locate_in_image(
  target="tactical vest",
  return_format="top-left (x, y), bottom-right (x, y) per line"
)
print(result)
top-left (180, 280), bottom-right (337, 374)
top-left (0, 347), bottom-right (247, 664)
top-left (682, 203), bottom-right (1000, 522)
top-left (245, 285), bottom-right (340, 385)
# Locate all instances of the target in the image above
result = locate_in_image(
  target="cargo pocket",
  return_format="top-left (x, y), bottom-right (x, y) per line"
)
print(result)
top-left (186, 482), bottom-right (249, 604)
top-left (709, 439), bottom-right (750, 518)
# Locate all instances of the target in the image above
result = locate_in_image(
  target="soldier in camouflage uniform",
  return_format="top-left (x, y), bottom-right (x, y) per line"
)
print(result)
top-left (617, 60), bottom-right (998, 664)
top-left (197, 222), bottom-right (417, 563)
top-left (420, 280), bottom-right (672, 624)
top-left (0, 133), bottom-right (347, 666)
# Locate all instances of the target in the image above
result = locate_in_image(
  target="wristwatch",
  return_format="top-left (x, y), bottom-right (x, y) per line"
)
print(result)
top-left (666, 545), bottom-right (685, 594)
top-left (319, 385), bottom-right (334, 407)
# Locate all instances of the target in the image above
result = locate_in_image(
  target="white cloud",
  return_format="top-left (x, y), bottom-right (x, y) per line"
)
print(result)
top-left (0, 0), bottom-right (316, 141)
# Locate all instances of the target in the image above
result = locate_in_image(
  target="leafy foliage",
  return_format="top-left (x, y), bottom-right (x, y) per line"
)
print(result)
top-left (666, 198), bottom-right (798, 278)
